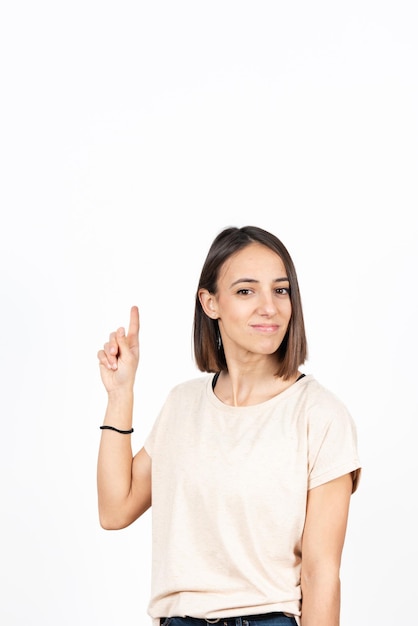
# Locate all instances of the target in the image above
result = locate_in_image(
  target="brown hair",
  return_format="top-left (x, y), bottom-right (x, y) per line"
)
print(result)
top-left (193, 225), bottom-right (307, 379)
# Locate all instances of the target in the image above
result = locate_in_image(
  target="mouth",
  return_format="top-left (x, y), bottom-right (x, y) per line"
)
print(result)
top-left (251, 324), bottom-right (280, 334)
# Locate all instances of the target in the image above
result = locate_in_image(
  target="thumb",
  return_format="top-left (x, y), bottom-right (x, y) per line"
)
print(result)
top-left (116, 322), bottom-right (139, 363)
top-left (115, 326), bottom-right (129, 357)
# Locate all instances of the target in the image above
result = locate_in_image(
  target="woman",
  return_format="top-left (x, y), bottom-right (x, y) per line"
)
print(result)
top-left (97, 225), bottom-right (361, 626)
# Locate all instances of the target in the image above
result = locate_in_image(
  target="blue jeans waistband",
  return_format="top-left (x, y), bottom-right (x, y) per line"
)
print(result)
top-left (160, 612), bottom-right (297, 626)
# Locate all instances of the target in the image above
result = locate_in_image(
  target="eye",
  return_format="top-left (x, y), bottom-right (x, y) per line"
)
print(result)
top-left (236, 288), bottom-right (253, 295)
top-left (276, 287), bottom-right (290, 296)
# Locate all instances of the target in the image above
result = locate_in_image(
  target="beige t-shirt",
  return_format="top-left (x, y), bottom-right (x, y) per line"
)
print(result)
top-left (144, 374), bottom-right (361, 626)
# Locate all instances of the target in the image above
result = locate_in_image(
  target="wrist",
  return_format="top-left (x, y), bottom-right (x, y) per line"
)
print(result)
top-left (104, 388), bottom-right (134, 428)
top-left (106, 386), bottom-right (134, 402)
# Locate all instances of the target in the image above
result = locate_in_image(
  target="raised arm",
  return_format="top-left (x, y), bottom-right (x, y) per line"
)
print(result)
top-left (300, 473), bottom-right (354, 626)
top-left (97, 306), bottom-right (151, 530)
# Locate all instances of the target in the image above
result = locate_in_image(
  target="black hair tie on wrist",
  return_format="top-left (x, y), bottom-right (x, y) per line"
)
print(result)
top-left (100, 425), bottom-right (134, 434)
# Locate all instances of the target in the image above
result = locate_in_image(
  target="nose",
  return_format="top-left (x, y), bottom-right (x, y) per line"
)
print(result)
top-left (256, 290), bottom-right (276, 315)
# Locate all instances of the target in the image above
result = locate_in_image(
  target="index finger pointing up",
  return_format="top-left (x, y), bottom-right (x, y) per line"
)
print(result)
top-left (127, 305), bottom-right (140, 339)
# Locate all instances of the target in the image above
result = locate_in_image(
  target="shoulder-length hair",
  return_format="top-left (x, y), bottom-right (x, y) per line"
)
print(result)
top-left (193, 225), bottom-right (307, 379)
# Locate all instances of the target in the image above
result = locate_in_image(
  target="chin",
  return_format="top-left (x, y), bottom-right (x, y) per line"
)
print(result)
top-left (254, 341), bottom-right (282, 355)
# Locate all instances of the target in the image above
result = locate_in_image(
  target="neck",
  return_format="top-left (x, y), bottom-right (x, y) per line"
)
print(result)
top-left (215, 366), bottom-right (299, 407)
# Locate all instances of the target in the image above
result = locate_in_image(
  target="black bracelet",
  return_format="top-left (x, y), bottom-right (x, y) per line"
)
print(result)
top-left (100, 425), bottom-right (134, 434)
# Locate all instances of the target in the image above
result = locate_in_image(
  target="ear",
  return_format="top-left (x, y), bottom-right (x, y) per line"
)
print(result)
top-left (198, 289), bottom-right (219, 319)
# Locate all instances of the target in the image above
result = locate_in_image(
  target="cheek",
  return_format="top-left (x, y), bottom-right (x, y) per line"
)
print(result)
top-left (282, 301), bottom-right (292, 321)
top-left (218, 302), bottom-right (249, 328)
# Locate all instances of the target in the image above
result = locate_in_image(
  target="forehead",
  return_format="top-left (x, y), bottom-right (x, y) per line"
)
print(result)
top-left (218, 243), bottom-right (286, 280)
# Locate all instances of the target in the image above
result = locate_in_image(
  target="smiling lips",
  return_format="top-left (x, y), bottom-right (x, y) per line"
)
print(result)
top-left (251, 324), bottom-right (280, 333)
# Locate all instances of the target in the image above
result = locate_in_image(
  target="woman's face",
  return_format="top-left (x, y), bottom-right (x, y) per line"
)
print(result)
top-left (200, 243), bottom-right (292, 362)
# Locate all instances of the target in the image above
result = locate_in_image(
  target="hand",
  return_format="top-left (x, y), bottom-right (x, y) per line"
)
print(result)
top-left (97, 306), bottom-right (140, 394)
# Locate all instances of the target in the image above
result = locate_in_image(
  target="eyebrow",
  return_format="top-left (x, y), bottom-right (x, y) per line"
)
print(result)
top-left (230, 277), bottom-right (289, 287)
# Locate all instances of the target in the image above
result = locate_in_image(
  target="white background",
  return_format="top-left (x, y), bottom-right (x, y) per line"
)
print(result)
top-left (1, 2), bottom-right (417, 625)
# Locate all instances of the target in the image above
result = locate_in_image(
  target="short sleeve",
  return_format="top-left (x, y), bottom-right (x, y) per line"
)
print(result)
top-left (143, 385), bottom-right (178, 458)
top-left (307, 394), bottom-right (361, 492)
top-left (143, 404), bottom-right (164, 458)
